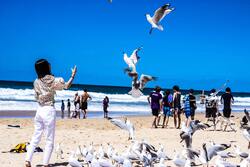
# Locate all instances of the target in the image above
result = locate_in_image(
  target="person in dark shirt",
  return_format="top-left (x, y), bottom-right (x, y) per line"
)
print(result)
top-left (61, 100), bottom-right (65, 119)
top-left (173, 85), bottom-right (181, 129)
top-left (189, 89), bottom-right (197, 120)
top-left (220, 87), bottom-right (235, 132)
top-left (67, 99), bottom-right (71, 118)
top-left (205, 89), bottom-right (218, 130)
top-left (148, 86), bottom-right (162, 128)
top-left (161, 90), bottom-right (173, 128)
top-left (103, 96), bottom-right (109, 118)
top-left (221, 87), bottom-right (234, 118)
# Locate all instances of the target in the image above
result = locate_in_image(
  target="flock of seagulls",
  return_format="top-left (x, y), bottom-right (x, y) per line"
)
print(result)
top-left (116, 2), bottom-right (174, 97)
top-left (53, 111), bottom-right (250, 166)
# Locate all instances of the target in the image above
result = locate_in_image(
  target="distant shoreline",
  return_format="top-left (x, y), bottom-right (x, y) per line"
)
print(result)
top-left (1, 79), bottom-right (250, 95)
top-left (0, 110), bottom-right (150, 118)
top-left (0, 110), bottom-right (244, 119)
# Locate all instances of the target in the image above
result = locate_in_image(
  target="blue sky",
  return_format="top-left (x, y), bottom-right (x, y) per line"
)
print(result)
top-left (0, 0), bottom-right (250, 92)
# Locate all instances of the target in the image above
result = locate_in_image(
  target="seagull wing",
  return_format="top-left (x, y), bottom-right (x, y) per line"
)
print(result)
top-left (207, 144), bottom-right (230, 160)
top-left (130, 47), bottom-right (141, 65)
top-left (244, 109), bottom-right (250, 122)
top-left (191, 122), bottom-right (210, 135)
top-left (180, 131), bottom-right (192, 148)
top-left (186, 148), bottom-right (200, 161)
top-left (153, 4), bottom-right (173, 23)
top-left (139, 74), bottom-right (157, 90)
top-left (110, 118), bottom-right (127, 130)
top-left (123, 53), bottom-right (131, 66)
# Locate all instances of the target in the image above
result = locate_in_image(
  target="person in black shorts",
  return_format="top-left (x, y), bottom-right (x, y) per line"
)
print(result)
top-left (205, 89), bottom-right (218, 130)
top-left (103, 96), bottom-right (109, 118)
top-left (173, 85), bottom-right (181, 129)
top-left (189, 89), bottom-right (197, 120)
top-left (80, 89), bottom-right (92, 119)
top-left (221, 87), bottom-right (234, 118)
top-left (220, 87), bottom-right (235, 131)
top-left (148, 86), bottom-right (162, 128)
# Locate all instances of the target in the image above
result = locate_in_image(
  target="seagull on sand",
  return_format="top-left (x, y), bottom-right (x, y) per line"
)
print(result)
top-left (76, 145), bottom-right (83, 160)
top-left (156, 143), bottom-right (172, 160)
top-left (233, 145), bottom-right (249, 159)
top-left (199, 143), bottom-right (231, 166)
top-left (215, 156), bottom-right (238, 167)
top-left (55, 143), bottom-right (63, 159)
top-left (180, 120), bottom-right (210, 148)
top-left (109, 117), bottom-right (135, 140)
top-left (123, 47), bottom-right (142, 75)
top-left (68, 151), bottom-right (82, 167)
top-left (243, 127), bottom-right (250, 149)
top-left (146, 3), bottom-right (175, 34)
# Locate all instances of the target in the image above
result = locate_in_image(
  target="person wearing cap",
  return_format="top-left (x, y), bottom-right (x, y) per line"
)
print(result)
top-left (148, 86), bottom-right (163, 128)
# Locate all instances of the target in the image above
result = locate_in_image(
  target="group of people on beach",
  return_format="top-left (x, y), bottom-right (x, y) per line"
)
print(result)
top-left (147, 85), bottom-right (234, 131)
top-left (60, 90), bottom-right (110, 119)
top-left (25, 59), bottom-right (235, 167)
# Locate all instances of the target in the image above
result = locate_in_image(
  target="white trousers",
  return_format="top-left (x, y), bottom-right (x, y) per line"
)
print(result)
top-left (25, 106), bottom-right (56, 165)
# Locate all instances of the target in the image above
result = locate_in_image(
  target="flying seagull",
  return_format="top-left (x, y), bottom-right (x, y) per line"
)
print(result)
top-left (127, 73), bottom-right (156, 98)
top-left (146, 3), bottom-right (175, 34)
top-left (109, 117), bottom-right (135, 140)
top-left (123, 47), bottom-right (142, 75)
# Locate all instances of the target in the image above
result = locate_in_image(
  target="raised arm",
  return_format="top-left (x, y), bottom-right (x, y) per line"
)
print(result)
top-left (65, 66), bottom-right (77, 89)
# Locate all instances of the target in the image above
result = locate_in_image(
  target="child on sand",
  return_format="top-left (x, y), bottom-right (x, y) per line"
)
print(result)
top-left (25, 59), bottom-right (76, 167)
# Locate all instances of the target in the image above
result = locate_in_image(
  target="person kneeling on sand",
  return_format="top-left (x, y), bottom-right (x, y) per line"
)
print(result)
top-left (25, 59), bottom-right (77, 167)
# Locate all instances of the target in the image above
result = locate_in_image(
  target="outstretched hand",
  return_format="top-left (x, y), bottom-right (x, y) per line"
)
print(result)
top-left (71, 65), bottom-right (77, 78)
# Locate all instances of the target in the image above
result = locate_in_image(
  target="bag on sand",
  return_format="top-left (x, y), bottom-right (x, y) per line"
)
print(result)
top-left (9, 142), bottom-right (43, 153)
top-left (10, 142), bottom-right (28, 153)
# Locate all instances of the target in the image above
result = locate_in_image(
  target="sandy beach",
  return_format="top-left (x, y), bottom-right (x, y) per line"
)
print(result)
top-left (0, 112), bottom-right (248, 167)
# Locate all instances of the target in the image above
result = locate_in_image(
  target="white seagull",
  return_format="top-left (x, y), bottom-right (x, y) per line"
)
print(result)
top-left (233, 145), bottom-right (249, 159)
top-left (123, 47), bottom-right (142, 74)
top-left (243, 128), bottom-right (250, 149)
top-left (199, 143), bottom-right (231, 166)
top-left (55, 143), bottom-right (63, 159)
top-left (215, 156), bottom-right (238, 167)
top-left (68, 151), bottom-right (82, 167)
top-left (109, 117), bottom-right (135, 140)
top-left (146, 3), bottom-right (174, 34)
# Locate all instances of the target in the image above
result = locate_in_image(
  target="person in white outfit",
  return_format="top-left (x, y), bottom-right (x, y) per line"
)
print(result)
top-left (25, 59), bottom-right (77, 167)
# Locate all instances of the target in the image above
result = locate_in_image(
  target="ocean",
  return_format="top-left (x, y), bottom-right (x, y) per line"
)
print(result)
top-left (0, 80), bottom-right (250, 118)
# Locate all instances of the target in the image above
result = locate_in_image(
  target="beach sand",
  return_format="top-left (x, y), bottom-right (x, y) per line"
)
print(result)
top-left (0, 112), bottom-right (248, 166)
